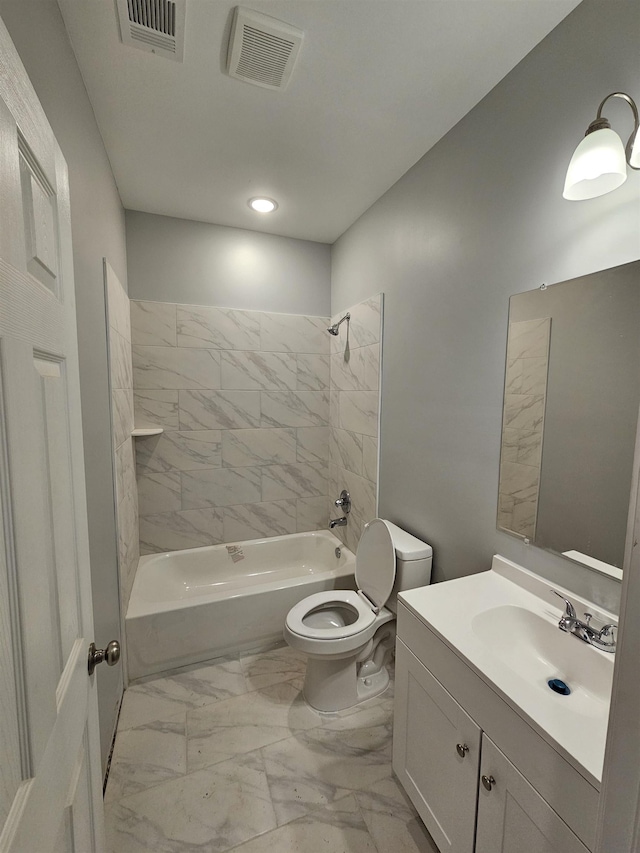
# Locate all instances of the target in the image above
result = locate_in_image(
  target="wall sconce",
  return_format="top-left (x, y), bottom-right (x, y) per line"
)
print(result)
top-left (563, 92), bottom-right (640, 200)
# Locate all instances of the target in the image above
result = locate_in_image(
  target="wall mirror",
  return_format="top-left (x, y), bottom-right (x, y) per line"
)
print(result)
top-left (497, 260), bottom-right (640, 580)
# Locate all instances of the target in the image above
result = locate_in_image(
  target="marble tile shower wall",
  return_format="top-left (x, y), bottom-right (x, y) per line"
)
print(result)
top-left (130, 301), bottom-right (332, 553)
top-left (328, 295), bottom-right (382, 553)
top-left (105, 263), bottom-right (139, 613)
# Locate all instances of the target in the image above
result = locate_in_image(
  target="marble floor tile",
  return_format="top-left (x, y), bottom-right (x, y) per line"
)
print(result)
top-left (230, 795), bottom-right (377, 853)
top-left (187, 679), bottom-right (320, 773)
top-left (323, 691), bottom-right (395, 733)
top-left (105, 751), bottom-right (276, 853)
top-left (119, 657), bottom-right (247, 729)
top-left (106, 646), bottom-right (409, 853)
top-left (105, 713), bottom-right (186, 803)
top-left (239, 645), bottom-right (307, 691)
top-left (261, 709), bottom-right (394, 825)
top-left (356, 776), bottom-right (439, 853)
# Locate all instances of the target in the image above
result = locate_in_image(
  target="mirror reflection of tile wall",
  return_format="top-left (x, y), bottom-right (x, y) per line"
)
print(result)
top-left (497, 317), bottom-right (550, 540)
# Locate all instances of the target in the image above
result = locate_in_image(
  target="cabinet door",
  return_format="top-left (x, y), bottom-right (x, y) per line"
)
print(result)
top-left (476, 735), bottom-right (589, 853)
top-left (393, 640), bottom-right (481, 853)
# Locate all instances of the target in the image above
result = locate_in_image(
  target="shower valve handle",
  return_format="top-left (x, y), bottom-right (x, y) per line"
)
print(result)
top-left (334, 490), bottom-right (351, 513)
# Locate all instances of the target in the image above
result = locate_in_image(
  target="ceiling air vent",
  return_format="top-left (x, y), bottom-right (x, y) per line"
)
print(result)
top-left (116, 0), bottom-right (185, 62)
top-left (227, 7), bottom-right (303, 90)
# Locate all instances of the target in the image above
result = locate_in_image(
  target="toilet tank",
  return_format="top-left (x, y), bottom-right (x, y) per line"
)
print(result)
top-left (382, 520), bottom-right (433, 613)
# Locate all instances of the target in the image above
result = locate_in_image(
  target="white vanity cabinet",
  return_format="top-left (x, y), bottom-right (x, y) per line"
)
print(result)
top-left (393, 602), bottom-right (597, 853)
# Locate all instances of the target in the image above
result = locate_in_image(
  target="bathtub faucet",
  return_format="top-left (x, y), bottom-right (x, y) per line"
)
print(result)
top-left (330, 489), bottom-right (350, 528)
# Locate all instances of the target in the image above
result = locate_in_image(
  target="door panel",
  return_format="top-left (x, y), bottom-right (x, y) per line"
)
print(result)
top-left (0, 16), bottom-right (105, 853)
top-left (476, 735), bottom-right (589, 853)
top-left (0, 497), bottom-right (22, 829)
top-left (393, 639), bottom-right (481, 853)
top-left (1, 337), bottom-right (60, 768)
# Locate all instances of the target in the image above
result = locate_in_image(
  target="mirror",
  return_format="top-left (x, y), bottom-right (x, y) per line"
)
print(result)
top-left (497, 261), bottom-right (640, 579)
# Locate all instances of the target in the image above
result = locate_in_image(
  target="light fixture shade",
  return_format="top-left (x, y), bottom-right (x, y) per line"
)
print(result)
top-left (629, 125), bottom-right (640, 169)
top-left (563, 127), bottom-right (627, 200)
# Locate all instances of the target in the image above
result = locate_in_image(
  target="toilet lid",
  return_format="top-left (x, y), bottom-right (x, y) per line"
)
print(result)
top-left (355, 518), bottom-right (396, 610)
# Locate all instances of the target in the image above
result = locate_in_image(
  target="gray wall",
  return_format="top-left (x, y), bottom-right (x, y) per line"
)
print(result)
top-left (331, 0), bottom-right (640, 613)
top-left (509, 262), bottom-right (640, 567)
top-left (126, 210), bottom-right (331, 315)
top-left (0, 0), bottom-right (127, 771)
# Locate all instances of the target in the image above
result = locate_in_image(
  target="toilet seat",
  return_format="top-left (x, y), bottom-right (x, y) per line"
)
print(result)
top-left (285, 590), bottom-right (376, 640)
top-left (286, 520), bottom-right (397, 644)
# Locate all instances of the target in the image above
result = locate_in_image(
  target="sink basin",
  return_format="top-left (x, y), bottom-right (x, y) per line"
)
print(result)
top-left (472, 604), bottom-right (613, 717)
top-left (398, 554), bottom-right (617, 786)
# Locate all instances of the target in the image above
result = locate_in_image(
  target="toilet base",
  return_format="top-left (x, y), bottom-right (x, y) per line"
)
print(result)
top-left (302, 654), bottom-right (391, 713)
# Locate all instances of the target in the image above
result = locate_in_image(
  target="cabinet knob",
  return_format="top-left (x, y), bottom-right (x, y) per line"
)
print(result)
top-left (481, 774), bottom-right (496, 791)
top-left (456, 743), bottom-right (469, 758)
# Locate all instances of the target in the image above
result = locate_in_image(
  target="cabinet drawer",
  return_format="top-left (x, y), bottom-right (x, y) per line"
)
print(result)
top-left (397, 603), bottom-right (599, 850)
top-left (477, 734), bottom-right (589, 853)
top-left (393, 640), bottom-right (481, 853)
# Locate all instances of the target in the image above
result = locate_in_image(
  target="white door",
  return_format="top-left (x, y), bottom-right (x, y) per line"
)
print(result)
top-left (0, 18), bottom-right (106, 853)
top-left (476, 735), bottom-right (589, 853)
top-left (392, 640), bottom-right (481, 853)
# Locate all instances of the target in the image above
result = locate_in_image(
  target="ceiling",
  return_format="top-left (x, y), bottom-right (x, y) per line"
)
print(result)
top-left (58, 0), bottom-right (581, 244)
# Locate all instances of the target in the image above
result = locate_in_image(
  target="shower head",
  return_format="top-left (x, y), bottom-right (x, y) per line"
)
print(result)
top-left (327, 313), bottom-right (350, 336)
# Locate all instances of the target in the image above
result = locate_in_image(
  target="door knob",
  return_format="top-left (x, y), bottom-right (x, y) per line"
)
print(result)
top-left (481, 774), bottom-right (496, 791)
top-left (456, 743), bottom-right (469, 758)
top-left (88, 640), bottom-right (120, 675)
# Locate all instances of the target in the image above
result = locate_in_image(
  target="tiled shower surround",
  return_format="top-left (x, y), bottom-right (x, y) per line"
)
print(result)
top-left (131, 301), bottom-right (333, 553)
top-left (105, 263), bottom-right (139, 612)
top-left (328, 295), bottom-right (382, 553)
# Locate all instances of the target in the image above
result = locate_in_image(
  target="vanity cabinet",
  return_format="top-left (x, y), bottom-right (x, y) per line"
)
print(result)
top-left (393, 603), bottom-right (597, 853)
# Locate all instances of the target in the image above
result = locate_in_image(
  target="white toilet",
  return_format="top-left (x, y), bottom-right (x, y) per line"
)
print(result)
top-left (284, 518), bottom-right (433, 712)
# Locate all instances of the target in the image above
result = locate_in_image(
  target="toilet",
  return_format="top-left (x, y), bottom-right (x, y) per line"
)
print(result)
top-left (284, 518), bottom-right (433, 712)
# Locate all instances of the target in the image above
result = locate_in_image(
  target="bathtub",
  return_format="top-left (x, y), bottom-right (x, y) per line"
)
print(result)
top-left (126, 530), bottom-right (356, 680)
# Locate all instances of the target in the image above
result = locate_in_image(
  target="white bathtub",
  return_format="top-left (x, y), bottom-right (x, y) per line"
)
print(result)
top-left (126, 530), bottom-right (356, 680)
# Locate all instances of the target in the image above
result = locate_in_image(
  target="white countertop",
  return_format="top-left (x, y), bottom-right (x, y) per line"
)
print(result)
top-left (399, 555), bottom-right (616, 788)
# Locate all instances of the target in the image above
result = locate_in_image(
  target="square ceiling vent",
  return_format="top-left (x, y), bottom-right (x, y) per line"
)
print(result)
top-left (227, 7), bottom-right (304, 90)
top-left (116, 0), bottom-right (185, 62)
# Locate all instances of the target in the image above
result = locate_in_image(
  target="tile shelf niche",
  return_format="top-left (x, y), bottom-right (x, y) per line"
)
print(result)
top-left (131, 427), bottom-right (164, 437)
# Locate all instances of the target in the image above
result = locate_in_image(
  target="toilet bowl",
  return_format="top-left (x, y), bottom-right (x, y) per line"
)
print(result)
top-left (284, 518), bottom-right (432, 712)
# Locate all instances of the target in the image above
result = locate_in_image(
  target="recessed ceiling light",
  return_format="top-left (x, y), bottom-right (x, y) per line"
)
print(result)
top-left (248, 197), bottom-right (278, 213)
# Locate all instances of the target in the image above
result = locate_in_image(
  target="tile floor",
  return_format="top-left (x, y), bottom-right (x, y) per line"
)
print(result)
top-left (105, 645), bottom-right (438, 852)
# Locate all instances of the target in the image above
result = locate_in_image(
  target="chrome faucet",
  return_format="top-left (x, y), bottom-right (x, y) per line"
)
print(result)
top-left (329, 489), bottom-right (351, 529)
top-left (550, 590), bottom-right (617, 653)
